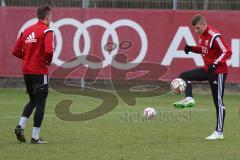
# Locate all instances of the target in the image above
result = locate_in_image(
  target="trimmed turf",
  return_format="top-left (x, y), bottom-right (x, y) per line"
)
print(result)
top-left (0, 89), bottom-right (239, 160)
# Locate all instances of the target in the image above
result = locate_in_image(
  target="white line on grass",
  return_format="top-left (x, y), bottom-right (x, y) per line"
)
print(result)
top-left (0, 108), bottom-right (210, 119)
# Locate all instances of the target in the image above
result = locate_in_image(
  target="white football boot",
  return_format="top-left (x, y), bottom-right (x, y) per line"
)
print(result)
top-left (173, 97), bottom-right (195, 109)
top-left (205, 131), bottom-right (224, 140)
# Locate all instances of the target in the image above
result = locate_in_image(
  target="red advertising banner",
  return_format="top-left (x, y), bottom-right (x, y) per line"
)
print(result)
top-left (1, 7), bottom-right (240, 82)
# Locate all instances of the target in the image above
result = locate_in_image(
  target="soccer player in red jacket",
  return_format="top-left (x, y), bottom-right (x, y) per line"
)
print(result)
top-left (12, 5), bottom-right (54, 144)
top-left (174, 14), bottom-right (232, 140)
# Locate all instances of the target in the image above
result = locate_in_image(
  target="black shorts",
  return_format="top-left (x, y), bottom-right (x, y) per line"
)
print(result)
top-left (24, 74), bottom-right (48, 95)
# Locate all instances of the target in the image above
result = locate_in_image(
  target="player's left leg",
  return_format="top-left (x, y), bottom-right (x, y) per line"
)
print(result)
top-left (15, 74), bottom-right (35, 143)
top-left (205, 73), bottom-right (227, 140)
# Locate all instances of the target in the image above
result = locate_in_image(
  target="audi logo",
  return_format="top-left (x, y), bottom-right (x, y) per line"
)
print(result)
top-left (18, 18), bottom-right (148, 70)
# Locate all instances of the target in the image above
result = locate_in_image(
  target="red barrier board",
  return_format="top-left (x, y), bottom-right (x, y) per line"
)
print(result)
top-left (1, 8), bottom-right (239, 82)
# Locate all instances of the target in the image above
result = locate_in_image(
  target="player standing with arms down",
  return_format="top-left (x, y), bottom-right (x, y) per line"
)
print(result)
top-left (12, 5), bottom-right (54, 144)
top-left (174, 14), bottom-right (232, 140)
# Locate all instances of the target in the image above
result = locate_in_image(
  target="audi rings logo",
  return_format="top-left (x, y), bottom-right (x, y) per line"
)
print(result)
top-left (18, 18), bottom-right (148, 70)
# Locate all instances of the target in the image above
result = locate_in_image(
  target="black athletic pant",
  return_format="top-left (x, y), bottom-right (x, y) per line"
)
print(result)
top-left (179, 68), bottom-right (227, 132)
top-left (22, 74), bottom-right (48, 128)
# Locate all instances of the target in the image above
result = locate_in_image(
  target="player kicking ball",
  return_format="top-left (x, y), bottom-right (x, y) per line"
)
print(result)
top-left (12, 5), bottom-right (54, 144)
top-left (174, 14), bottom-right (232, 140)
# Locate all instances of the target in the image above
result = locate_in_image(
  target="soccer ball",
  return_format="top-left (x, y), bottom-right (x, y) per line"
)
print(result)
top-left (170, 78), bottom-right (186, 94)
top-left (143, 107), bottom-right (157, 119)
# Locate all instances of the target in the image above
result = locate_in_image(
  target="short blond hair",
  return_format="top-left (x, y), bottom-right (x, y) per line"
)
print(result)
top-left (191, 14), bottom-right (206, 26)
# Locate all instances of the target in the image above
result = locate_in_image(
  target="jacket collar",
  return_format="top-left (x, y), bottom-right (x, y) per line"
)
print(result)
top-left (202, 25), bottom-right (209, 36)
top-left (37, 20), bottom-right (48, 26)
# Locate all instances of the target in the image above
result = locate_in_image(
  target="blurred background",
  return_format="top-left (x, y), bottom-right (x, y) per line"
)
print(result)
top-left (1, 0), bottom-right (240, 92)
top-left (1, 0), bottom-right (240, 10)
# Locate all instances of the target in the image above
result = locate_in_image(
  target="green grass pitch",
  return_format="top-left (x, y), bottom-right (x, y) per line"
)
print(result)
top-left (0, 89), bottom-right (239, 160)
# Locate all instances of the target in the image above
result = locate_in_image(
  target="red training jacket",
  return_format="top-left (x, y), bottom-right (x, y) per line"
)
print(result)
top-left (12, 21), bottom-right (54, 74)
top-left (191, 25), bottom-right (232, 74)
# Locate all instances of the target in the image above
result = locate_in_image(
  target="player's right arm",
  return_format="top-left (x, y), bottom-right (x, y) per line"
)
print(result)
top-left (12, 33), bottom-right (24, 59)
top-left (190, 46), bottom-right (203, 54)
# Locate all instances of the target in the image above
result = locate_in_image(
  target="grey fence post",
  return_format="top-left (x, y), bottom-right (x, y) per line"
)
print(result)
top-left (173, 0), bottom-right (177, 10)
top-left (82, 0), bottom-right (89, 8)
top-left (203, 0), bottom-right (209, 10)
top-left (1, 0), bottom-right (6, 7)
